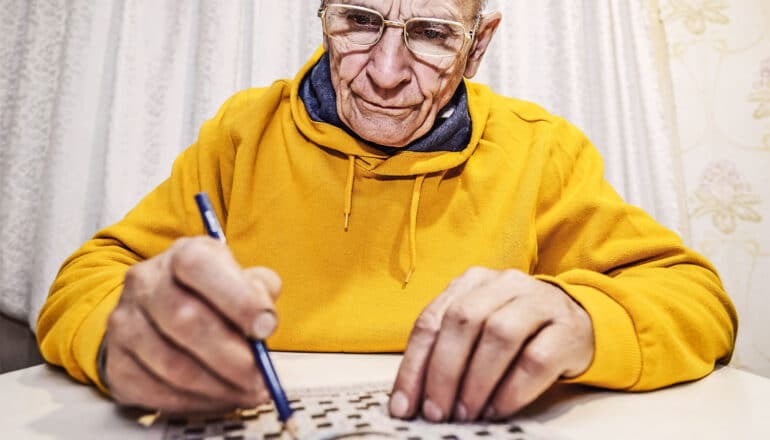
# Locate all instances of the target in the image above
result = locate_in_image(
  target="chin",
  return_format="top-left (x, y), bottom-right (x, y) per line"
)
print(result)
top-left (347, 116), bottom-right (427, 148)
top-left (342, 100), bottom-right (430, 147)
top-left (354, 127), bottom-right (412, 147)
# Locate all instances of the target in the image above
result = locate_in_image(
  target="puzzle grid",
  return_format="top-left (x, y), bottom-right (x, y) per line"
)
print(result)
top-left (160, 384), bottom-right (569, 440)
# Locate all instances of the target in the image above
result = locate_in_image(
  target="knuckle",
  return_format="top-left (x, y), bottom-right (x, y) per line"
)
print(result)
top-left (169, 236), bottom-right (191, 249)
top-left (501, 268), bottom-right (525, 277)
top-left (500, 268), bottom-right (527, 284)
top-left (123, 263), bottom-right (152, 299)
top-left (566, 302), bottom-right (592, 326)
top-left (463, 265), bottom-right (489, 279)
top-left (519, 345), bottom-right (556, 376)
top-left (232, 295), bottom-right (265, 333)
top-left (409, 311), bottom-right (441, 345)
top-left (107, 306), bottom-right (130, 331)
top-left (243, 277), bottom-right (270, 307)
top-left (412, 310), bottom-right (442, 338)
top-left (246, 267), bottom-right (282, 295)
top-left (107, 307), bottom-right (145, 345)
top-left (444, 303), bottom-right (479, 328)
top-left (445, 277), bottom-right (462, 289)
top-left (169, 303), bottom-right (204, 334)
top-left (244, 271), bottom-right (269, 293)
top-left (483, 315), bottom-right (518, 346)
top-left (170, 240), bottom-right (209, 275)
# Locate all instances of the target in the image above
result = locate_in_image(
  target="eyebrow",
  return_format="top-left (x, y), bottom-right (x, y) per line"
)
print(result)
top-left (335, 0), bottom-right (387, 16)
top-left (406, 0), bottom-right (466, 21)
top-left (331, 1), bottom-right (463, 23)
top-left (411, 7), bottom-right (462, 22)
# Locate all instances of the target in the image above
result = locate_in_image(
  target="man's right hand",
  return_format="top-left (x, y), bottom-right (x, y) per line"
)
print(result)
top-left (102, 236), bottom-right (282, 413)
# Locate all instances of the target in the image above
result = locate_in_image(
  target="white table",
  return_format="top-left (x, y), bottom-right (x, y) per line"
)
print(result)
top-left (1, 353), bottom-right (769, 439)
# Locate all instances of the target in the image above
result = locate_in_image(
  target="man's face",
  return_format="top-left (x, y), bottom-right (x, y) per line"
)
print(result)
top-left (324, 0), bottom-right (481, 147)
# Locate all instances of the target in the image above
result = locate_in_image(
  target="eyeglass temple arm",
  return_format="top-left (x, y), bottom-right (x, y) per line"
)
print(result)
top-left (469, 14), bottom-right (482, 39)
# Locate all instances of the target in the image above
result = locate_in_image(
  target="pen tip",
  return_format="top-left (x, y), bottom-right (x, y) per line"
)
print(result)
top-left (284, 417), bottom-right (299, 439)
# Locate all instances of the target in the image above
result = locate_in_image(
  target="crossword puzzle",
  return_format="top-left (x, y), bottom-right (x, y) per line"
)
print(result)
top-left (160, 384), bottom-right (569, 440)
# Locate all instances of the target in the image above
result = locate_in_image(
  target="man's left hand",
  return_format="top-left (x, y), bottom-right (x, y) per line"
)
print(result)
top-left (389, 267), bottom-right (594, 422)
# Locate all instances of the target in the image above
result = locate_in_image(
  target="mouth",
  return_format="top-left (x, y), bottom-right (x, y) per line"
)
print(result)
top-left (355, 96), bottom-right (417, 116)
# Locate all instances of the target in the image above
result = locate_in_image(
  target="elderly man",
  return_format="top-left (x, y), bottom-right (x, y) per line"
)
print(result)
top-left (38, 0), bottom-right (736, 424)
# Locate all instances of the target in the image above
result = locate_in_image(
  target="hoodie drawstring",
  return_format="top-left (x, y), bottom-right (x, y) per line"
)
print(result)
top-left (344, 155), bottom-right (355, 231)
top-left (403, 174), bottom-right (425, 287)
top-left (342, 154), bottom-right (425, 287)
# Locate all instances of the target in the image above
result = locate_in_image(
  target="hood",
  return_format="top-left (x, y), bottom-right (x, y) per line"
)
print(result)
top-left (290, 47), bottom-right (493, 178)
top-left (288, 47), bottom-right (493, 285)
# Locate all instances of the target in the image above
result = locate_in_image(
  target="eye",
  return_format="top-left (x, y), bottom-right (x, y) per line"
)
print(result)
top-left (346, 12), bottom-right (380, 29)
top-left (410, 22), bottom-right (452, 41)
top-left (422, 28), bottom-right (448, 40)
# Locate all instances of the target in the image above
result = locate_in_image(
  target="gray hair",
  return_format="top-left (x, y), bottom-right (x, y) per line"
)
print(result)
top-left (320, 1), bottom-right (488, 16)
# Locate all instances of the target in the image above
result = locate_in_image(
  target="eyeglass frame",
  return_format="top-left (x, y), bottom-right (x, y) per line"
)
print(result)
top-left (317, 3), bottom-right (482, 58)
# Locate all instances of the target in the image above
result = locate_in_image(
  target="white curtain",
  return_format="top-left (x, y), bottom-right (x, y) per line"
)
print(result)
top-left (0, 0), bottom-right (683, 333)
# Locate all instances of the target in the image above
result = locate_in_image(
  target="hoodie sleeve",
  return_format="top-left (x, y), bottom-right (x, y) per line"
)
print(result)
top-left (34, 90), bottom-right (251, 392)
top-left (532, 118), bottom-right (737, 391)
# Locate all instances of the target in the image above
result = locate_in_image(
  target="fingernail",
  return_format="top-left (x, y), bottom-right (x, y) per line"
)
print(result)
top-left (422, 399), bottom-right (444, 422)
top-left (454, 402), bottom-right (468, 422)
top-left (483, 406), bottom-right (496, 420)
top-left (253, 312), bottom-right (276, 339)
top-left (389, 390), bottom-right (409, 418)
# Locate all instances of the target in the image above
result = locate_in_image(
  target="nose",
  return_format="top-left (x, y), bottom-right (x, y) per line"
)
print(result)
top-left (366, 26), bottom-right (412, 91)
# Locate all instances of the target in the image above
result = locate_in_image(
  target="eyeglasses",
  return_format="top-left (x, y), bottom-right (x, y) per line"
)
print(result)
top-left (318, 3), bottom-right (479, 58)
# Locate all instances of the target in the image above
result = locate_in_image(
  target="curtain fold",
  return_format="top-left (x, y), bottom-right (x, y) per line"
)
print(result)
top-left (2, 0), bottom-right (99, 323)
top-left (0, 1), bottom-right (682, 334)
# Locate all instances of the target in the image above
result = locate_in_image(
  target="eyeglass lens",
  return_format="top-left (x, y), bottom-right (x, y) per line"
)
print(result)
top-left (323, 5), bottom-right (466, 57)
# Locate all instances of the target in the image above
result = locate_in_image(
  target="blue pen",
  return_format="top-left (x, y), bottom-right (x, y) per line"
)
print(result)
top-left (194, 192), bottom-right (295, 435)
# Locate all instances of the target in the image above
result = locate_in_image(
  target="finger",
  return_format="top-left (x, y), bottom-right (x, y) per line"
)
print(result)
top-left (118, 303), bottom-right (261, 408)
top-left (485, 324), bottom-right (568, 420)
top-left (457, 293), bottom-right (551, 421)
top-left (243, 266), bottom-right (282, 301)
top-left (121, 258), bottom-right (164, 306)
top-left (389, 267), bottom-right (492, 420)
top-left (423, 272), bottom-right (525, 422)
top-left (138, 266), bottom-right (262, 394)
top-left (108, 345), bottom-right (242, 414)
top-left (169, 237), bottom-right (277, 339)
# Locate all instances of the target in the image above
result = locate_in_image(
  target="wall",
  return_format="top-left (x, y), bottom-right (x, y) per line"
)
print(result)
top-left (0, 313), bottom-right (43, 373)
top-left (661, 0), bottom-right (770, 376)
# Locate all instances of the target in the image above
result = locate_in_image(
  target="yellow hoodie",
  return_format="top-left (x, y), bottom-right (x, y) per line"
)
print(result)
top-left (37, 50), bottom-right (737, 394)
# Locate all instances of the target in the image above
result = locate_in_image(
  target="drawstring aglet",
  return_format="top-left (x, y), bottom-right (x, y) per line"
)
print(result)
top-left (402, 268), bottom-right (414, 288)
top-left (344, 213), bottom-right (350, 231)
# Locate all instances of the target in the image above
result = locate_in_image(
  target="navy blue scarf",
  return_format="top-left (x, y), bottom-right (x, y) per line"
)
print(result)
top-left (299, 53), bottom-right (471, 154)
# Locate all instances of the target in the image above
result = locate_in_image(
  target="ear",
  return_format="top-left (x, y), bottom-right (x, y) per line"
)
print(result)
top-left (463, 11), bottom-right (502, 79)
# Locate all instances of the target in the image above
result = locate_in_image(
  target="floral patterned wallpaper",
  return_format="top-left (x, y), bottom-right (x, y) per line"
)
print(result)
top-left (661, 0), bottom-right (770, 377)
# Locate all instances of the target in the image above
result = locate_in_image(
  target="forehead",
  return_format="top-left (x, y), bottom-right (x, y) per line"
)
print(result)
top-left (333, 0), bottom-right (470, 21)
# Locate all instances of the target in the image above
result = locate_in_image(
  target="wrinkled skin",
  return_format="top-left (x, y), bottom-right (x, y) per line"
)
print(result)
top-left (389, 267), bottom-right (593, 422)
top-left (321, 0), bottom-right (594, 422)
top-left (105, 0), bottom-right (594, 421)
top-left (105, 237), bottom-right (280, 413)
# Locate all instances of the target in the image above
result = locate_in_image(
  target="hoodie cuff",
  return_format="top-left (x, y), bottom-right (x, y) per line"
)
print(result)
top-left (72, 287), bottom-right (121, 395)
top-left (536, 275), bottom-right (642, 389)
